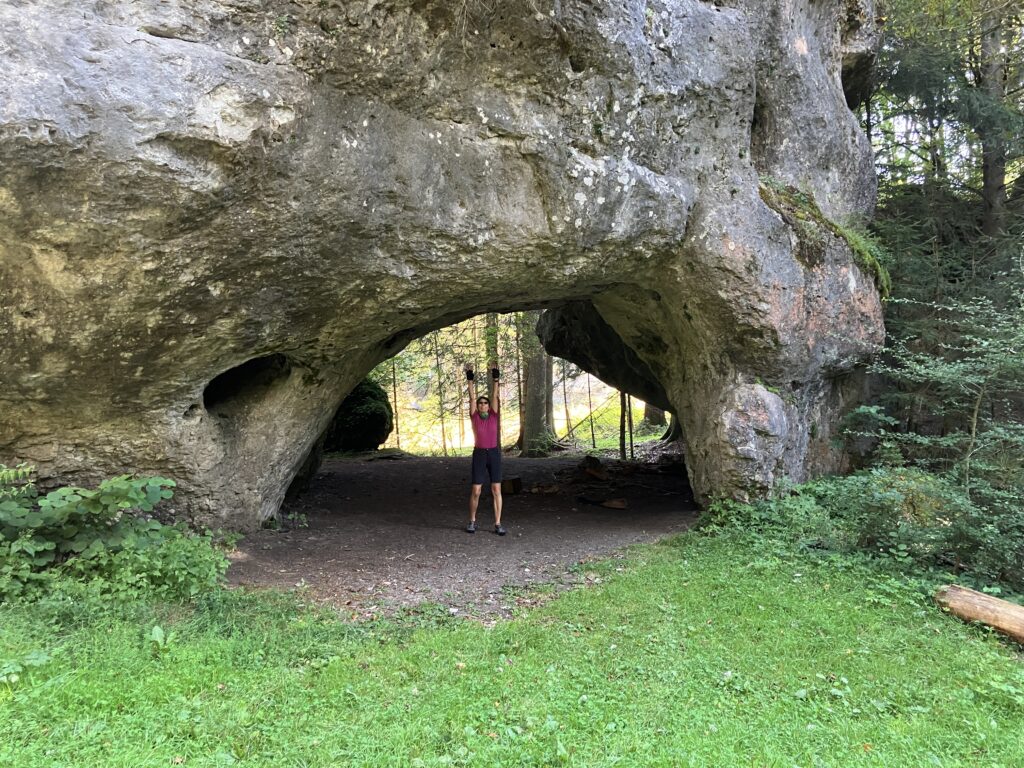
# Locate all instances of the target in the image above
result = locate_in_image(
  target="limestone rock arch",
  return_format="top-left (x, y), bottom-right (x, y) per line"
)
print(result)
top-left (0, 0), bottom-right (883, 529)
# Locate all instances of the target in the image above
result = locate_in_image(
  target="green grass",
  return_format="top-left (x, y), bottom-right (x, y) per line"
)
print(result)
top-left (2, 532), bottom-right (1022, 767)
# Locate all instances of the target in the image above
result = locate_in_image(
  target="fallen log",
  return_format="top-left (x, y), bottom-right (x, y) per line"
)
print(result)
top-left (934, 585), bottom-right (1024, 644)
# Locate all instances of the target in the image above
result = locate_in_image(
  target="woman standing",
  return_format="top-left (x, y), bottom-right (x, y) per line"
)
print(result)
top-left (464, 362), bottom-right (506, 535)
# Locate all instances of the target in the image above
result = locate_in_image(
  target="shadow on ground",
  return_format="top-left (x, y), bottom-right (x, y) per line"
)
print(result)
top-left (227, 449), bottom-right (698, 620)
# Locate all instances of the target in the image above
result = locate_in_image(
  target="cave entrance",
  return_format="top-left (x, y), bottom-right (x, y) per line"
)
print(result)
top-left (333, 311), bottom-right (673, 458)
top-left (226, 311), bottom-right (697, 614)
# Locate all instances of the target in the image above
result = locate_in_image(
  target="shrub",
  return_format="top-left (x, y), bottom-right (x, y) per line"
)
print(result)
top-left (814, 468), bottom-right (966, 559)
top-left (818, 267), bottom-right (1024, 594)
top-left (706, 488), bottom-right (844, 552)
top-left (708, 467), bottom-right (1024, 595)
top-left (822, 468), bottom-right (1023, 592)
top-left (0, 466), bottom-right (228, 602)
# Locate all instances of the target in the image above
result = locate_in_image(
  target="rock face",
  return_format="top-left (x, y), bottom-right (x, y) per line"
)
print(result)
top-left (0, 0), bottom-right (884, 528)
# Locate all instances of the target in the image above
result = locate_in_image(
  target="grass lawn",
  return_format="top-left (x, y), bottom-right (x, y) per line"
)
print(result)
top-left (1, 532), bottom-right (1022, 767)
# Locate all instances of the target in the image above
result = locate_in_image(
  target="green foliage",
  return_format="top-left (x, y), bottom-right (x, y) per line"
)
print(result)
top-left (826, 257), bottom-right (1024, 594)
top-left (0, 466), bottom-right (227, 602)
top-left (148, 624), bottom-right (174, 660)
top-left (865, 294), bottom-right (1024, 479)
top-left (0, 649), bottom-right (49, 692)
top-left (843, 4), bottom-right (1024, 598)
top-left (273, 13), bottom-right (291, 37)
top-left (0, 464), bottom-right (34, 500)
top-left (834, 223), bottom-right (893, 298)
top-left (870, 0), bottom-right (1024, 199)
top-left (708, 465), bottom-right (1024, 595)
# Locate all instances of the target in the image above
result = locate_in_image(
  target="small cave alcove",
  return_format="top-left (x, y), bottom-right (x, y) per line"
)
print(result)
top-left (203, 353), bottom-right (292, 417)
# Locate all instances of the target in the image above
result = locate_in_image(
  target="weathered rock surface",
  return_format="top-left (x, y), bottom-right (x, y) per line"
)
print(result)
top-left (0, 0), bottom-right (884, 528)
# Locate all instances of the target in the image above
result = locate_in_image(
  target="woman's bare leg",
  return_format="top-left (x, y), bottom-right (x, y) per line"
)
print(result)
top-left (490, 482), bottom-right (503, 526)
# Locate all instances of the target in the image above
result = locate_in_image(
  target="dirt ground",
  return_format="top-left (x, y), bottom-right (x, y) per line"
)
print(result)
top-left (227, 446), bottom-right (698, 620)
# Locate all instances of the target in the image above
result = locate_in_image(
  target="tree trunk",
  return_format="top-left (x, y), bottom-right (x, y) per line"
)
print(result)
top-left (485, 312), bottom-right (499, 390)
top-left (626, 394), bottom-right (634, 459)
top-left (457, 387), bottom-right (465, 449)
top-left (561, 358), bottom-right (573, 439)
top-left (520, 310), bottom-right (550, 456)
top-left (431, 331), bottom-right (448, 456)
top-left (391, 360), bottom-right (400, 449)
top-left (661, 413), bottom-right (683, 443)
top-left (935, 585), bottom-right (1024, 644)
top-left (863, 93), bottom-right (872, 147)
top-left (544, 353), bottom-right (556, 437)
top-left (514, 313), bottom-right (525, 448)
top-left (979, 7), bottom-right (1007, 238)
top-left (619, 390), bottom-right (627, 460)
top-left (587, 374), bottom-right (597, 449)
top-left (485, 311), bottom-right (501, 446)
top-left (926, 115), bottom-right (947, 183)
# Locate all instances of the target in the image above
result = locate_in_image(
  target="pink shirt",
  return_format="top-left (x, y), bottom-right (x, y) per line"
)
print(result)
top-left (470, 407), bottom-right (500, 449)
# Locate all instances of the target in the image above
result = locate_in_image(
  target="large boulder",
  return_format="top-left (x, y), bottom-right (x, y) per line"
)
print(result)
top-left (324, 379), bottom-right (394, 453)
top-left (0, 0), bottom-right (884, 528)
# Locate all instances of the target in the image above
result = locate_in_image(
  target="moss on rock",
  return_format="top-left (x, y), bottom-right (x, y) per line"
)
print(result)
top-left (759, 178), bottom-right (891, 299)
top-left (324, 379), bottom-right (394, 453)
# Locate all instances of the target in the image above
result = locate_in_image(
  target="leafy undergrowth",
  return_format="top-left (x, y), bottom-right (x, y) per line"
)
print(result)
top-left (2, 532), bottom-right (1022, 767)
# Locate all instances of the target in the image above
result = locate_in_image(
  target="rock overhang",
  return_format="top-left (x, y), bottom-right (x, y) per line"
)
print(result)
top-left (0, 0), bottom-right (883, 527)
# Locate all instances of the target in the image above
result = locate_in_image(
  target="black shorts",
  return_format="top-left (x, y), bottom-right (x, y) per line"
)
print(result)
top-left (471, 447), bottom-right (502, 485)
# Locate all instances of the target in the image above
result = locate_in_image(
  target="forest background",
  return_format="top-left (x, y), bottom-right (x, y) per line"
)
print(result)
top-left (364, 310), bottom-right (662, 458)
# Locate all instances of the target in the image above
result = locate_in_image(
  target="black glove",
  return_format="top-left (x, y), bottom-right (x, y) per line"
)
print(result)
top-left (466, 369), bottom-right (475, 381)
top-left (490, 367), bottom-right (500, 380)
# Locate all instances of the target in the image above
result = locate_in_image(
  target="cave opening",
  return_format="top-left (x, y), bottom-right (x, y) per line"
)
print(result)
top-left (226, 309), bottom-right (697, 613)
